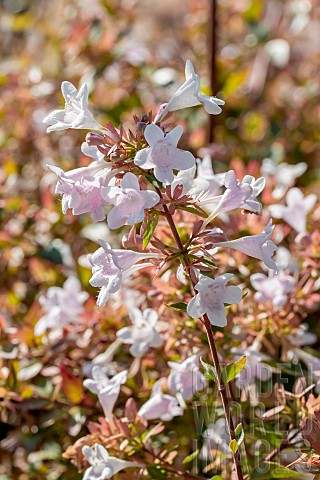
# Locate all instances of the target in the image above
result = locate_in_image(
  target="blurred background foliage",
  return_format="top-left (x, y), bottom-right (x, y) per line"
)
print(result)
top-left (0, 0), bottom-right (320, 478)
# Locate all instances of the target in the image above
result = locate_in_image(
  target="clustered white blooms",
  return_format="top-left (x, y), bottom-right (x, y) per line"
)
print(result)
top-left (41, 59), bottom-right (317, 479)
top-left (35, 277), bottom-right (88, 337)
top-left (116, 307), bottom-right (166, 357)
top-left (134, 124), bottom-right (195, 184)
top-left (82, 444), bottom-right (144, 480)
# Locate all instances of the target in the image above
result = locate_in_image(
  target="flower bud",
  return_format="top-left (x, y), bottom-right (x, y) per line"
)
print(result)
top-left (204, 228), bottom-right (227, 244)
top-left (86, 132), bottom-right (105, 146)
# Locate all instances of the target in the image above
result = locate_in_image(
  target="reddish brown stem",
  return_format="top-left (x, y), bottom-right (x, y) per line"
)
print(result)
top-left (158, 191), bottom-right (244, 480)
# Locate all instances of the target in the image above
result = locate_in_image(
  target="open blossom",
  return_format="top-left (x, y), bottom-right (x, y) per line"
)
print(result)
top-left (82, 444), bottom-right (143, 480)
top-left (241, 175), bottom-right (265, 213)
top-left (134, 124), bottom-right (195, 184)
top-left (187, 274), bottom-right (242, 327)
top-left (83, 366), bottom-right (127, 420)
top-left (167, 355), bottom-right (206, 400)
top-left (116, 308), bottom-right (165, 357)
top-left (35, 277), bottom-right (88, 336)
top-left (48, 162), bottom-right (113, 222)
top-left (201, 170), bottom-right (255, 226)
top-left (197, 156), bottom-right (224, 194)
top-left (101, 172), bottom-right (159, 229)
top-left (261, 158), bottom-right (307, 199)
top-left (81, 141), bottom-right (106, 163)
top-left (88, 240), bottom-right (161, 307)
top-left (269, 187), bottom-right (317, 233)
top-left (214, 220), bottom-right (278, 271)
top-left (138, 379), bottom-right (184, 421)
top-left (170, 166), bottom-right (210, 199)
top-left (155, 60), bottom-right (225, 121)
top-left (43, 81), bottom-right (102, 132)
top-left (250, 270), bottom-right (296, 308)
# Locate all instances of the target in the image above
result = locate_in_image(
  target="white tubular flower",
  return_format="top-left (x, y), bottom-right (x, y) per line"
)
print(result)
top-left (43, 81), bottom-right (102, 132)
top-left (155, 60), bottom-right (225, 121)
top-left (187, 274), bottom-right (242, 327)
top-left (170, 166), bottom-right (210, 200)
top-left (241, 175), bottom-right (266, 213)
top-left (134, 124), bottom-right (195, 184)
top-left (116, 308), bottom-right (165, 357)
top-left (83, 366), bottom-right (127, 420)
top-left (214, 220), bottom-right (278, 271)
top-left (201, 170), bottom-right (253, 227)
top-left (82, 444), bottom-right (144, 480)
top-left (269, 187), bottom-right (317, 233)
top-left (101, 172), bottom-right (159, 229)
top-left (250, 271), bottom-right (296, 308)
top-left (261, 158), bottom-right (307, 199)
top-left (88, 240), bottom-right (161, 307)
top-left (35, 277), bottom-right (88, 336)
top-left (167, 355), bottom-right (206, 400)
top-left (138, 379), bottom-right (184, 421)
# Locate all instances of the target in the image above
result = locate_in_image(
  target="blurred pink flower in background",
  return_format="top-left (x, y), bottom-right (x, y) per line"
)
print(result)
top-left (250, 270), bottom-right (296, 308)
top-left (269, 187), bottom-right (317, 233)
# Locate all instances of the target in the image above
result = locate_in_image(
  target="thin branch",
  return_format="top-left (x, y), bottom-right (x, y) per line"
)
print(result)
top-left (158, 190), bottom-right (245, 480)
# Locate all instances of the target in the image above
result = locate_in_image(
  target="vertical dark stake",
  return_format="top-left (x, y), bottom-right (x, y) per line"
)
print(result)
top-left (208, 0), bottom-right (217, 144)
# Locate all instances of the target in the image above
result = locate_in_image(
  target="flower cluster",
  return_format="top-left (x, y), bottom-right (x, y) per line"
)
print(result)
top-left (37, 59), bottom-right (319, 480)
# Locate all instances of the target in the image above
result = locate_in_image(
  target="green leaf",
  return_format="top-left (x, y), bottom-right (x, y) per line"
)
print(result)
top-left (165, 302), bottom-right (188, 312)
top-left (235, 423), bottom-right (244, 447)
top-left (229, 439), bottom-right (238, 453)
top-left (145, 174), bottom-right (162, 189)
top-left (224, 356), bottom-right (246, 383)
top-left (143, 212), bottom-right (159, 249)
top-left (182, 449), bottom-right (199, 465)
top-left (201, 258), bottom-right (218, 268)
top-left (251, 462), bottom-right (309, 478)
top-left (176, 205), bottom-right (207, 218)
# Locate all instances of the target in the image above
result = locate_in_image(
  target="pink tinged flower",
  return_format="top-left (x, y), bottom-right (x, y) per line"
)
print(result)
top-left (250, 271), bottom-right (296, 308)
top-left (43, 81), bottom-right (102, 132)
top-left (134, 124), bottom-right (195, 184)
top-left (82, 444), bottom-right (144, 480)
top-left (215, 220), bottom-right (278, 271)
top-left (138, 379), bottom-right (184, 421)
top-left (155, 60), bottom-right (224, 122)
top-left (88, 240), bottom-right (161, 307)
top-left (116, 308), bottom-right (165, 357)
top-left (261, 158), bottom-right (307, 199)
top-left (171, 166), bottom-right (210, 199)
top-left (187, 274), bottom-right (242, 327)
top-left (241, 175), bottom-right (265, 213)
top-left (81, 141), bottom-right (105, 163)
top-left (83, 366), bottom-right (127, 420)
top-left (196, 156), bottom-right (224, 195)
top-left (47, 161), bottom-right (114, 223)
top-left (202, 170), bottom-right (253, 226)
top-left (167, 355), bottom-right (206, 400)
top-left (101, 172), bottom-right (159, 229)
top-left (269, 187), bottom-right (317, 233)
top-left (35, 277), bottom-right (88, 336)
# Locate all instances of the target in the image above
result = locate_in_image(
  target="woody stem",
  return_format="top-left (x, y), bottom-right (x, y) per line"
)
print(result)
top-left (158, 194), bottom-right (244, 480)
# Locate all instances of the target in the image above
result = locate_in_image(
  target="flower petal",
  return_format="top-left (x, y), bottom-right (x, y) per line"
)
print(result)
top-left (144, 124), bottom-right (164, 147)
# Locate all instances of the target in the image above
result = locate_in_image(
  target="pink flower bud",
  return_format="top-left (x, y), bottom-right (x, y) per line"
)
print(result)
top-left (86, 131), bottom-right (105, 146)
